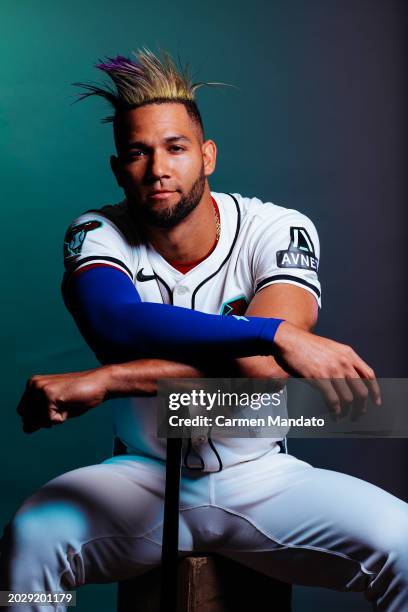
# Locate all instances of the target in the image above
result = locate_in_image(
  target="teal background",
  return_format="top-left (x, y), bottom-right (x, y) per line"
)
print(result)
top-left (1, 1), bottom-right (406, 610)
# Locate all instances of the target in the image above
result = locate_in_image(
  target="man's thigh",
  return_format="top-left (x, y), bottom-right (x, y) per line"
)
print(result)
top-left (3, 456), bottom-right (167, 588)
top-left (207, 452), bottom-right (408, 596)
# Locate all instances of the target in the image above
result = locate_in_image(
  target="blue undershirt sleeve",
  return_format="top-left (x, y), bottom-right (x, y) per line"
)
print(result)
top-left (62, 266), bottom-right (283, 364)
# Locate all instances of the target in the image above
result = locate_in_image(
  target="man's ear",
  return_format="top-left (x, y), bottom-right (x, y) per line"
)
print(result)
top-left (202, 139), bottom-right (217, 177)
top-left (110, 155), bottom-right (124, 187)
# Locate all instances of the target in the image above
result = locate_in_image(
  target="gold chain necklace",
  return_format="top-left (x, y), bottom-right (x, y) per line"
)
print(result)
top-left (213, 201), bottom-right (221, 243)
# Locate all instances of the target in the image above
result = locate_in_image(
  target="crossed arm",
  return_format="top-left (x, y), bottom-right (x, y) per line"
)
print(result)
top-left (18, 276), bottom-right (380, 433)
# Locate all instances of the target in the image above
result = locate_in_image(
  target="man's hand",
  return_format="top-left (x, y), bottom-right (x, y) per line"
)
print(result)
top-left (17, 369), bottom-right (110, 433)
top-left (17, 360), bottom-right (205, 433)
top-left (274, 321), bottom-right (382, 416)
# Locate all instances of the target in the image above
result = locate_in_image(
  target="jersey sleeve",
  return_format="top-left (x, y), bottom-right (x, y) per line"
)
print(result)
top-left (252, 209), bottom-right (322, 306)
top-left (63, 212), bottom-right (135, 282)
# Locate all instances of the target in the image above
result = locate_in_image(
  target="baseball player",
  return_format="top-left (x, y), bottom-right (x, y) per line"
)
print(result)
top-left (3, 50), bottom-right (408, 611)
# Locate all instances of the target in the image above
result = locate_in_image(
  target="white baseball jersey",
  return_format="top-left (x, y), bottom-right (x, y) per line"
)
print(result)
top-left (64, 192), bottom-right (321, 472)
top-left (7, 194), bottom-right (407, 612)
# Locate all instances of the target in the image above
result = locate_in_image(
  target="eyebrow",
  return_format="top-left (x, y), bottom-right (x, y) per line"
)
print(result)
top-left (127, 135), bottom-right (191, 149)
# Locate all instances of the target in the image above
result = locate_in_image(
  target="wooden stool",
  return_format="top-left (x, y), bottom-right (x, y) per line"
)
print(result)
top-left (117, 554), bottom-right (292, 611)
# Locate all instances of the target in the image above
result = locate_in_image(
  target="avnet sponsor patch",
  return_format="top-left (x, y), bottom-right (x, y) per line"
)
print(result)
top-left (276, 227), bottom-right (319, 271)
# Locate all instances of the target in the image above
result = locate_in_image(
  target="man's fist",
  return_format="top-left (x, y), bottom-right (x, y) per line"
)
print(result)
top-left (17, 368), bottom-right (109, 433)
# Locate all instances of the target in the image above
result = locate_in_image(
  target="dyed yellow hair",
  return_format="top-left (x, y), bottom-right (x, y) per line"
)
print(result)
top-left (74, 48), bottom-right (226, 124)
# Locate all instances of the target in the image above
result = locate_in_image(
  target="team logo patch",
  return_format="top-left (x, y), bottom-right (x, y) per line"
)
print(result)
top-left (276, 227), bottom-right (318, 271)
top-left (64, 220), bottom-right (102, 258)
top-left (220, 296), bottom-right (249, 316)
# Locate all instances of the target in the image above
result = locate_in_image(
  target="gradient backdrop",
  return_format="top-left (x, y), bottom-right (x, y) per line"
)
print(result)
top-left (1, 1), bottom-right (407, 610)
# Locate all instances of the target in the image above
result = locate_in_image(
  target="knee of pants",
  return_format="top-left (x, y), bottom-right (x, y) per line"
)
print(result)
top-left (4, 501), bottom-right (88, 567)
top-left (369, 509), bottom-right (408, 577)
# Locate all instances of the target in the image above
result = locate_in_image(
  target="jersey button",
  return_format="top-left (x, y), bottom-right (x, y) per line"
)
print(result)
top-left (175, 285), bottom-right (189, 295)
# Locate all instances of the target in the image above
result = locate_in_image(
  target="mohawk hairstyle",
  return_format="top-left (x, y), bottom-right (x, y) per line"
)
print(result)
top-left (74, 48), bottom-right (225, 133)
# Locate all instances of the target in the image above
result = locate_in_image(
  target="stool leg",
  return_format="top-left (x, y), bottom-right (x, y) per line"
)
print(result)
top-left (160, 437), bottom-right (183, 612)
top-left (117, 555), bottom-right (292, 612)
top-left (179, 555), bottom-right (292, 612)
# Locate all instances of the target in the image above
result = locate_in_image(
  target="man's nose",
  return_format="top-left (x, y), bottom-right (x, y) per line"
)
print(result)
top-left (148, 151), bottom-right (171, 180)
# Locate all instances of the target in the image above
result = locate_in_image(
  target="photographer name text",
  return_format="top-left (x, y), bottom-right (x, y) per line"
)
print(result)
top-left (168, 415), bottom-right (325, 428)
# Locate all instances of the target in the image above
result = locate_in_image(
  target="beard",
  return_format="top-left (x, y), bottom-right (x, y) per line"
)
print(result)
top-left (136, 166), bottom-right (206, 229)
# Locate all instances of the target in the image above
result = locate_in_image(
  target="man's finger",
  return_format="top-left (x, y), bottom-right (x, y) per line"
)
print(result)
top-left (351, 356), bottom-right (382, 406)
top-left (17, 388), bottom-right (36, 416)
top-left (21, 400), bottom-right (53, 433)
top-left (17, 384), bottom-right (47, 417)
top-left (49, 405), bottom-right (68, 424)
top-left (345, 376), bottom-right (370, 420)
top-left (331, 379), bottom-right (354, 414)
top-left (362, 376), bottom-right (382, 407)
top-left (314, 380), bottom-right (341, 417)
top-left (22, 420), bottom-right (43, 434)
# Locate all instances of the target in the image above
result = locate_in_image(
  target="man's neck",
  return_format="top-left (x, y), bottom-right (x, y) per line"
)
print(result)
top-left (142, 186), bottom-right (218, 264)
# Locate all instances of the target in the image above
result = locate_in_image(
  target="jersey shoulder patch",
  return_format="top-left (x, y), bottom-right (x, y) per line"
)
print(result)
top-left (64, 219), bottom-right (102, 258)
top-left (63, 204), bottom-right (138, 280)
top-left (276, 226), bottom-right (318, 272)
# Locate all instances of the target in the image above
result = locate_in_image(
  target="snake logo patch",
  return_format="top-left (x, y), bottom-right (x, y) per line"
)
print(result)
top-left (64, 220), bottom-right (102, 258)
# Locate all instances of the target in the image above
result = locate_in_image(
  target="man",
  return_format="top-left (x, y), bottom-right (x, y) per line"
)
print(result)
top-left (3, 50), bottom-right (408, 611)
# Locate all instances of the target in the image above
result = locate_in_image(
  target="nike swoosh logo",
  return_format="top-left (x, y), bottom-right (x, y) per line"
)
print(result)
top-left (136, 268), bottom-right (156, 282)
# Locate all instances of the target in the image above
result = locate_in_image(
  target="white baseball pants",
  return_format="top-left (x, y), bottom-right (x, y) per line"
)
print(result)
top-left (1, 450), bottom-right (408, 611)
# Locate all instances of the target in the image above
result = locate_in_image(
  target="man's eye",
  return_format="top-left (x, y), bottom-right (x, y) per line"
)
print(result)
top-left (122, 151), bottom-right (145, 164)
top-left (169, 145), bottom-right (185, 152)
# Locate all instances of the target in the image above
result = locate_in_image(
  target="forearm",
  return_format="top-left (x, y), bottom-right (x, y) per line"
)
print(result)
top-left (234, 355), bottom-right (288, 380)
top-left (103, 359), bottom-right (207, 398)
top-left (22, 277), bottom-right (378, 434)
top-left (99, 295), bottom-right (314, 398)
top-left (67, 283), bottom-right (318, 402)
top-left (103, 356), bottom-right (280, 401)
top-left (18, 358), bottom-right (209, 434)
top-left (64, 267), bottom-right (283, 364)
top-left (233, 283), bottom-right (318, 381)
